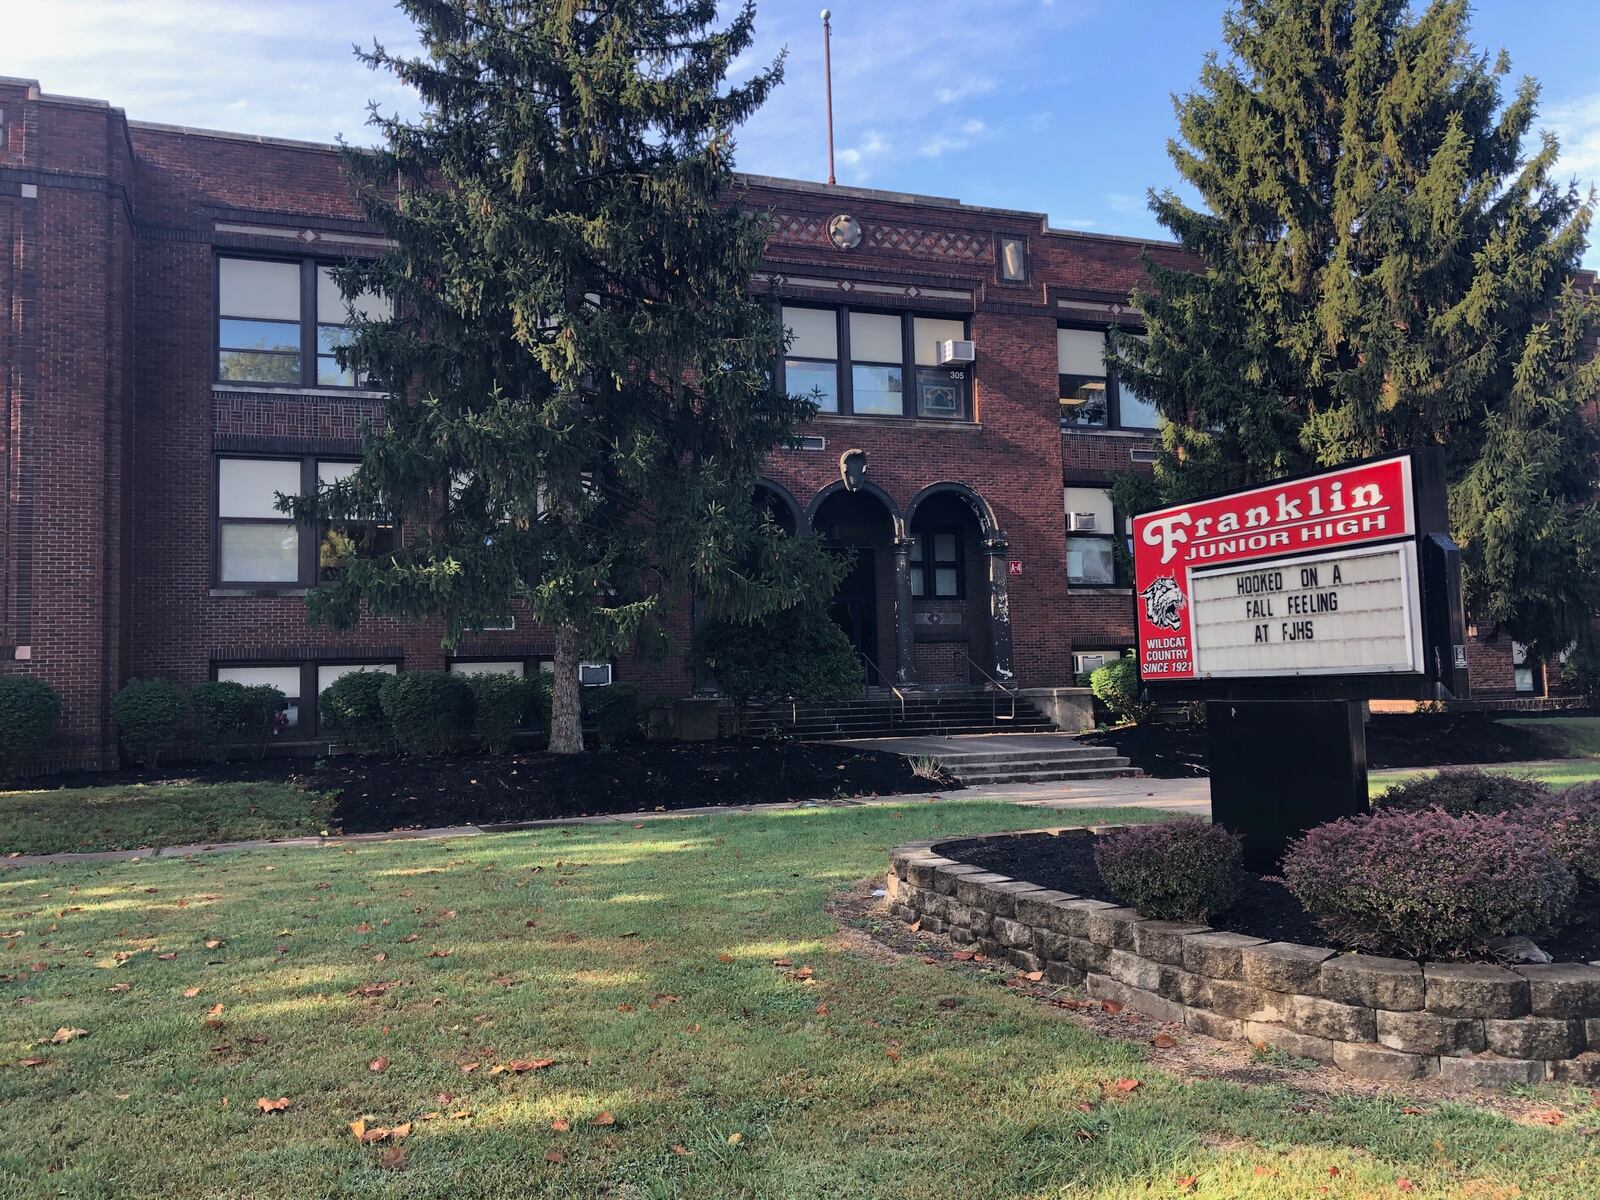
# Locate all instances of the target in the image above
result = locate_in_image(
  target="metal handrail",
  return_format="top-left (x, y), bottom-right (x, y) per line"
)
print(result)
top-left (855, 651), bottom-right (906, 726)
top-left (959, 649), bottom-right (1018, 722)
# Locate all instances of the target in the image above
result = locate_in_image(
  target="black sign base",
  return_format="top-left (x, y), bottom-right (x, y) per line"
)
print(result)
top-left (1206, 700), bottom-right (1368, 871)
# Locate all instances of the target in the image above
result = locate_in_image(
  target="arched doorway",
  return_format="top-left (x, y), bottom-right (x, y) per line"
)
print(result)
top-left (753, 479), bottom-right (803, 537)
top-left (810, 483), bottom-right (902, 687)
top-left (905, 482), bottom-right (1014, 686)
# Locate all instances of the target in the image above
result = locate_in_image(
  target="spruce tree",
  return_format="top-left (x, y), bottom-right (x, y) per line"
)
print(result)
top-left (1110, 0), bottom-right (1600, 658)
top-left (296, 0), bottom-right (836, 752)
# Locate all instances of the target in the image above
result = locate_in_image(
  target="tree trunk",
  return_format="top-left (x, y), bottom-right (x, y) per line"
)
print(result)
top-left (548, 625), bottom-right (585, 755)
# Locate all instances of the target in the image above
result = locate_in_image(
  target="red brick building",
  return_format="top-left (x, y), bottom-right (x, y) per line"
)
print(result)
top-left (0, 77), bottom-right (1543, 770)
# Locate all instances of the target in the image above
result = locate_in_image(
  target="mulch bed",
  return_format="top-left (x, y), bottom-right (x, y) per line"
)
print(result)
top-left (948, 832), bottom-right (1600, 964)
top-left (3, 741), bottom-right (952, 835)
top-left (315, 740), bottom-right (950, 833)
top-left (1082, 711), bottom-right (1569, 779)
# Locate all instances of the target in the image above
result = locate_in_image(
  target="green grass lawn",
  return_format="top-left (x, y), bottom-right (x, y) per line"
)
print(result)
top-left (0, 781), bottom-right (333, 855)
top-left (1502, 716), bottom-right (1600, 758)
top-left (1370, 716), bottom-right (1600, 796)
top-left (3, 800), bottom-right (1595, 1199)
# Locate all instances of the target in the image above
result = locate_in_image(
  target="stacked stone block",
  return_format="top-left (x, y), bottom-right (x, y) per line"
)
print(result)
top-left (888, 830), bottom-right (1600, 1086)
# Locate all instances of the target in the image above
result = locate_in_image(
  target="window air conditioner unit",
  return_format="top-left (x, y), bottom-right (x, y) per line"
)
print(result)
top-left (578, 661), bottom-right (613, 687)
top-left (1067, 512), bottom-right (1098, 532)
top-left (936, 339), bottom-right (975, 366)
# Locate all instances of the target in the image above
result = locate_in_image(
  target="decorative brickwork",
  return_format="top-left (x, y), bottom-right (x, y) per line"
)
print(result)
top-left (889, 829), bottom-right (1600, 1087)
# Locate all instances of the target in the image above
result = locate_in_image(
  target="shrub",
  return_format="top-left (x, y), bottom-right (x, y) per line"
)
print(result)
top-left (0, 676), bottom-right (62, 772)
top-left (1527, 788), bottom-right (1600, 900)
top-left (466, 672), bottom-right (531, 754)
top-left (1094, 819), bottom-right (1243, 921)
top-left (112, 678), bottom-right (187, 769)
top-left (239, 685), bottom-right (288, 760)
top-left (690, 605), bottom-right (864, 732)
top-left (1088, 655), bottom-right (1152, 725)
top-left (188, 680), bottom-right (252, 761)
top-left (526, 671), bottom-right (554, 731)
top-left (320, 671), bottom-right (391, 755)
top-left (1281, 809), bottom-right (1575, 960)
top-left (1373, 768), bottom-right (1552, 816)
top-left (379, 671), bottom-right (471, 756)
top-left (583, 682), bottom-right (640, 750)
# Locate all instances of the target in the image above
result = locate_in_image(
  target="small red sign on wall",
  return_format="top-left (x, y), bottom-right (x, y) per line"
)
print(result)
top-left (1008, 560), bottom-right (1023, 576)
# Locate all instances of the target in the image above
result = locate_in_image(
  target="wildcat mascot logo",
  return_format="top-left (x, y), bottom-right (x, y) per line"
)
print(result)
top-left (1139, 575), bottom-right (1186, 632)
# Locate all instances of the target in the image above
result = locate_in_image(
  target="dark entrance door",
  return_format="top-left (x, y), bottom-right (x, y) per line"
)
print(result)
top-left (828, 549), bottom-right (879, 682)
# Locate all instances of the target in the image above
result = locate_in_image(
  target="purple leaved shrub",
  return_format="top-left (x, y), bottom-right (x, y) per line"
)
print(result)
top-left (1373, 767), bottom-right (1552, 816)
top-left (1094, 819), bottom-right (1243, 922)
top-left (1281, 809), bottom-right (1575, 960)
top-left (1525, 789), bottom-right (1600, 915)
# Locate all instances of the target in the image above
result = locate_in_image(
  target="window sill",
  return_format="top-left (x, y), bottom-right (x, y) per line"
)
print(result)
top-left (210, 586), bottom-right (311, 598)
top-left (213, 383), bottom-right (389, 401)
top-left (810, 414), bottom-right (981, 432)
top-left (1067, 585), bottom-right (1134, 595)
top-left (1060, 427), bottom-right (1156, 438)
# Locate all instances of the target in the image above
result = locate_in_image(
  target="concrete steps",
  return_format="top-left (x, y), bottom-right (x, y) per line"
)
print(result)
top-left (743, 693), bottom-right (1058, 740)
top-left (939, 745), bottom-right (1138, 785)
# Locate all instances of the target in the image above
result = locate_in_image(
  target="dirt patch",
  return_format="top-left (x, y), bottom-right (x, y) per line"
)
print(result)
top-left (945, 832), bottom-right (1600, 965)
top-left (1083, 711), bottom-right (1566, 779)
top-left (829, 878), bottom-right (1592, 1118)
top-left (318, 740), bottom-right (954, 833)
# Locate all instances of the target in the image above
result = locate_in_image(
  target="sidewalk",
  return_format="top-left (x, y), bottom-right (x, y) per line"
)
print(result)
top-left (1, 773), bottom-right (1211, 868)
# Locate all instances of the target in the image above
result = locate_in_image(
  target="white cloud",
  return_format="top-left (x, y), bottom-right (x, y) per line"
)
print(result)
top-left (1545, 91), bottom-right (1600, 195)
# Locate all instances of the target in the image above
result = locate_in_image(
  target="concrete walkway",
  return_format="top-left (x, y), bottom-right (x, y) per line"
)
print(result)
top-left (836, 731), bottom-right (1104, 757)
top-left (1, 774), bottom-right (1211, 869)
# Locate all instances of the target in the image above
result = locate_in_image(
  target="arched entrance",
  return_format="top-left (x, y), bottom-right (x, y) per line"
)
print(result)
top-left (754, 479), bottom-right (803, 536)
top-left (905, 482), bottom-right (1015, 686)
top-left (810, 482), bottom-right (903, 687)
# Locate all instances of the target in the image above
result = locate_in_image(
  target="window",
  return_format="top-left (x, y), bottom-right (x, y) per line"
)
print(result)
top-left (449, 660), bottom-right (526, 677)
top-left (1073, 650), bottom-right (1127, 678)
top-left (216, 455), bottom-right (395, 587)
top-left (1065, 485), bottom-right (1119, 586)
top-left (1512, 641), bottom-right (1536, 694)
top-left (912, 316), bottom-right (969, 420)
top-left (316, 460), bottom-right (398, 580)
top-left (1059, 327), bottom-right (1159, 430)
top-left (216, 665), bottom-right (303, 729)
top-left (214, 661), bottom-right (398, 739)
top-left (848, 312), bottom-right (904, 415)
top-left (782, 306), bottom-right (840, 413)
top-left (216, 256), bottom-right (388, 388)
top-left (910, 529), bottom-right (963, 598)
top-left (779, 305), bottom-right (970, 420)
top-left (218, 458), bottom-right (301, 583)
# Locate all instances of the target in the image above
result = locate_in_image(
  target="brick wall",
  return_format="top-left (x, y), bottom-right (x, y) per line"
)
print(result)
top-left (5, 81), bottom-right (1190, 768)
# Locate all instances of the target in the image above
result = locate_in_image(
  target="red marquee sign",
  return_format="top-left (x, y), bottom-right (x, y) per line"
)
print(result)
top-left (1132, 456), bottom-right (1416, 681)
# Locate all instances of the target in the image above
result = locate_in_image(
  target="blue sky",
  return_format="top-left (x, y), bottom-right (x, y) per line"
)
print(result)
top-left (12, 1), bottom-right (1600, 263)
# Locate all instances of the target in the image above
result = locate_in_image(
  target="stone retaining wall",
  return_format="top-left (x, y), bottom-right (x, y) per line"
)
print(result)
top-left (887, 828), bottom-right (1600, 1087)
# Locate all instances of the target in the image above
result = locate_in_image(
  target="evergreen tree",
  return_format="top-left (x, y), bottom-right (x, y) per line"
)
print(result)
top-left (296, 0), bottom-right (835, 752)
top-left (1110, 0), bottom-right (1600, 657)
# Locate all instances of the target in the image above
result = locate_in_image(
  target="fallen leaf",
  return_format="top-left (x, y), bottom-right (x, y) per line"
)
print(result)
top-left (771, 958), bottom-right (791, 967)
top-left (885, 1048), bottom-right (901, 1064)
top-left (951, 951), bottom-right (975, 962)
top-left (108, 983), bottom-right (131, 993)
top-left (938, 997), bottom-right (961, 1009)
top-left (205, 1004), bottom-right (224, 1018)
top-left (369, 1057), bottom-right (388, 1073)
top-left (1100, 1000), bottom-right (1124, 1015)
top-left (550, 1119), bottom-right (570, 1132)
top-left (545, 1150), bottom-right (566, 1165)
top-left (671, 1144), bottom-right (689, 1155)
top-left (349, 1118), bottom-right (368, 1141)
top-left (1075, 1102), bottom-right (1095, 1113)
top-left (1327, 1166), bottom-right (1341, 1177)
top-left (156, 952), bottom-right (177, 961)
top-left (908, 919), bottom-right (922, 933)
top-left (727, 1132), bottom-right (743, 1146)
top-left (1533, 1109), bottom-right (1564, 1126)
top-left (183, 987), bottom-right (202, 998)
top-left (1175, 1176), bottom-right (1198, 1192)
top-left (460, 1062), bottom-right (480, 1074)
top-left (617, 1003), bottom-right (635, 1013)
top-left (716, 953), bottom-right (734, 964)
top-left (18, 1057), bottom-right (47, 1068)
top-left (1114, 1078), bottom-right (1141, 1092)
top-left (256, 1097), bottom-right (291, 1114)
top-left (815, 1002), bottom-right (829, 1016)
top-left (205, 939), bottom-right (224, 950)
top-left (495, 1058), bottom-right (554, 1074)
top-left (592, 1111), bottom-right (615, 1126)
top-left (376, 1145), bottom-right (406, 1171)
top-left (1398, 1181), bottom-right (1415, 1193)
top-left (1400, 1106), bottom-right (1425, 1116)
top-left (50, 1027), bottom-right (88, 1044)
top-left (1151, 1034), bottom-right (1178, 1049)
top-left (1023, 970), bottom-right (1044, 982)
